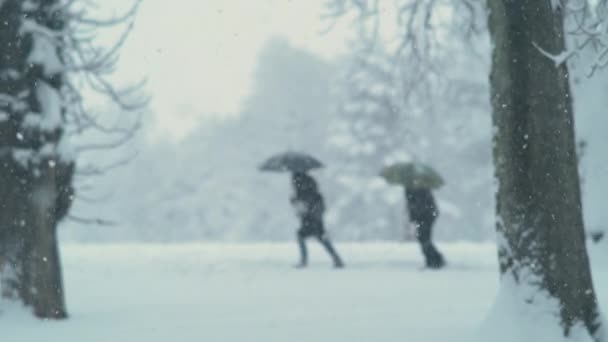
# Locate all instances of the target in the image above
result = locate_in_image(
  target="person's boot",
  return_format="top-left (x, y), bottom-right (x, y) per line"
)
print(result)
top-left (332, 251), bottom-right (345, 269)
top-left (318, 236), bottom-right (344, 269)
top-left (332, 252), bottom-right (345, 269)
top-left (426, 253), bottom-right (445, 269)
top-left (422, 242), bottom-right (445, 269)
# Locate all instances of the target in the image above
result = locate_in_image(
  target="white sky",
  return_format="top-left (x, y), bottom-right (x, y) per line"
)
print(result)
top-left (108, 0), bottom-right (351, 140)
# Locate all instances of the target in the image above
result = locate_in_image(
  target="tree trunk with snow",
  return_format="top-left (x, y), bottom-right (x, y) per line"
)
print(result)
top-left (487, 0), bottom-right (605, 339)
top-left (0, 0), bottom-right (74, 319)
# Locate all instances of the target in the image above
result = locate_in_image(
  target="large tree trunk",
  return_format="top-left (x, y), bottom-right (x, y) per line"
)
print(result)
top-left (0, 0), bottom-right (74, 319)
top-left (24, 163), bottom-right (70, 319)
top-left (486, 0), bottom-right (605, 340)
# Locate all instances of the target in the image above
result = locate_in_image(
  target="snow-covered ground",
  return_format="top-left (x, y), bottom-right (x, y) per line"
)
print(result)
top-left (1, 242), bottom-right (606, 342)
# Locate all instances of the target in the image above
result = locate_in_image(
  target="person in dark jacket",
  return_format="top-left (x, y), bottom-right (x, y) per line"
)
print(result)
top-left (405, 187), bottom-right (445, 269)
top-left (291, 171), bottom-right (344, 268)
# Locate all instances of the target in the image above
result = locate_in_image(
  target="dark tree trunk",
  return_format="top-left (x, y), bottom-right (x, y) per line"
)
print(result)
top-left (487, 0), bottom-right (605, 339)
top-left (0, 0), bottom-right (74, 319)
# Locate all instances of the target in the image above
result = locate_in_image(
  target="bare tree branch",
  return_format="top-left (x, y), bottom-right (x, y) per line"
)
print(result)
top-left (66, 214), bottom-right (116, 226)
top-left (64, 0), bottom-right (142, 27)
top-left (75, 152), bottom-right (138, 176)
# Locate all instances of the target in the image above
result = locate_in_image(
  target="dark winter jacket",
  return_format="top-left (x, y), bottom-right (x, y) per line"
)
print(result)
top-left (405, 187), bottom-right (438, 222)
top-left (291, 172), bottom-right (325, 220)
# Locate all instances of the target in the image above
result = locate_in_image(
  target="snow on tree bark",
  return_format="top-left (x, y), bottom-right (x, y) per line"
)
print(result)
top-left (0, 0), bottom-right (74, 319)
top-left (487, 0), bottom-right (605, 339)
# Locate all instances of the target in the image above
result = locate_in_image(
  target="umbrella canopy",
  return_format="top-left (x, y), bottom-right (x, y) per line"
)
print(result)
top-left (380, 162), bottom-right (444, 189)
top-left (259, 151), bottom-right (323, 173)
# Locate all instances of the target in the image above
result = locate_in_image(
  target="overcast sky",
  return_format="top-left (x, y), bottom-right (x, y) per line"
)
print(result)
top-left (104, 0), bottom-right (351, 140)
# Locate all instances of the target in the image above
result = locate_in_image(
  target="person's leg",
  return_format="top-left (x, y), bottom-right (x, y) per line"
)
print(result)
top-left (296, 230), bottom-right (308, 268)
top-left (413, 220), bottom-right (429, 264)
top-left (415, 216), bottom-right (444, 268)
top-left (317, 234), bottom-right (344, 268)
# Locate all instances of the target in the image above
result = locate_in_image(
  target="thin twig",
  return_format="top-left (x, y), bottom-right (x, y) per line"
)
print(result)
top-left (67, 214), bottom-right (116, 226)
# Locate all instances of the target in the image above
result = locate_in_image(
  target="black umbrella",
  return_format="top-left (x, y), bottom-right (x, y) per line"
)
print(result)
top-left (259, 151), bottom-right (323, 173)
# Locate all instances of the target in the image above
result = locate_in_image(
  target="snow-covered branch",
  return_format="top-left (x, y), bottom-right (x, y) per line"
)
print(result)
top-left (533, 41), bottom-right (579, 66)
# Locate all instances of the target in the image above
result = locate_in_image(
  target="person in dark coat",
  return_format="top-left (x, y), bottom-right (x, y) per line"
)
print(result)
top-left (291, 171), bottom-right (344, 268)
top-left (405, 187), bottom-right (445, 269)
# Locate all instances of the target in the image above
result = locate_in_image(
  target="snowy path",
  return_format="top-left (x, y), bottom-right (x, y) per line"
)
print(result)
top-left (1, 242), bottom-right (606, 342)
